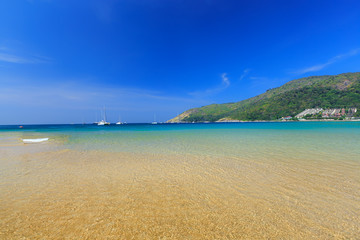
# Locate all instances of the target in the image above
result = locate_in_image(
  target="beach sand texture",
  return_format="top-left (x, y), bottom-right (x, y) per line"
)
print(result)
top-left (1, 142), bottom-right (359, 239)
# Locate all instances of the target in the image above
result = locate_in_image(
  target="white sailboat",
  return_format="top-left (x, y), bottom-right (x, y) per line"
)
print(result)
top-left (97, 120), bottom-right (109, 126)
top-left (151, 114), bottom-right (158, 124)
top-left (98, 107), bottom-right (110, 126)
top-left (116, 115), bottom-right (123, 125)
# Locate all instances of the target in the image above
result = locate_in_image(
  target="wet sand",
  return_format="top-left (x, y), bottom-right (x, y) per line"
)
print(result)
top-left (0, 144), bottom-right (360, 239)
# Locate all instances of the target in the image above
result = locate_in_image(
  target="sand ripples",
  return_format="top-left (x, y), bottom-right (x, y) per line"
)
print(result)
top-left (1, 147), bottom-right (359, 239)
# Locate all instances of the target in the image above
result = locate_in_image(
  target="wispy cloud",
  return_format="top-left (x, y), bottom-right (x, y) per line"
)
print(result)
top-left (0, 80), bottom-right (204, 109)
top-left (249, 76), bottom-right (268, 81)
top-left (0, 51), bottom-right (51, 64)
top-left (294, 48), bottom-right (360, 75)
top-left (189, 73), bottom-right (231, 98)
top-left (221, 73), bottom-right (230, 87)
top-left (0, 53), bottom-right (32, 64)
top-left (0, 79), bottom-right (210, 123)
top-left (239, 69), bottom-right (250, 81)
top-left (0, 44), bottom-right (51, 64)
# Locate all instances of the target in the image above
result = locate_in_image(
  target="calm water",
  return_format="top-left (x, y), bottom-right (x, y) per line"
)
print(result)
top-left (1, 122), bottom-right (360, 239)
top-left (1, 122), bottom-right (360, 160)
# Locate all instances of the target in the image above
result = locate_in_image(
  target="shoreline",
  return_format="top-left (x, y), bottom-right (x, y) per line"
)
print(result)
top-left (171, 119), bottom-right (360, 123)
top-left (1, 119), bottom-right (360, 127)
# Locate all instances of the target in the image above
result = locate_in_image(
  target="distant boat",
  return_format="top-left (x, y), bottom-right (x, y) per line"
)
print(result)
top-left (97, 120), bottom-right (110, 126)
top-left (151, 114), bottom-right (158, 124)
top-left (116, 115), bottom-right (123, 125)
top-left (98, 107), bottom-right (110, 126)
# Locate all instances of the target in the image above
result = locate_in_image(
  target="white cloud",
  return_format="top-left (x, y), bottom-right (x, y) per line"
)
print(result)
top-left (189, 73), bottom-right (231, 98)
top-left (239, 68), bottom-right (250, 81)
top-left (294, 48), bottom-right (360, 75)
top-left (221, 73), bottom-right (230, 87)
top-left (0, 53), bottom-right (32, 64)
top-left (0, 51), bottom-right (51, 64)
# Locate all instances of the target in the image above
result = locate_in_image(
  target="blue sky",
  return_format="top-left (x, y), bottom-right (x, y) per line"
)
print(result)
top-left (1, 0), bottom-right (360, 124)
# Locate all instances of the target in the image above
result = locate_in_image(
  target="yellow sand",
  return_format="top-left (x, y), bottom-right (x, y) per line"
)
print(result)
top-left (0, 146), bottom-right (359, 239)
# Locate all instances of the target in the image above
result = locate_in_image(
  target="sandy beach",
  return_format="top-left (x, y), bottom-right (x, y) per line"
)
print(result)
top-left (1, 137), bottom-right (359, 239)
top-left (2, 0), bottom-right (360, 238)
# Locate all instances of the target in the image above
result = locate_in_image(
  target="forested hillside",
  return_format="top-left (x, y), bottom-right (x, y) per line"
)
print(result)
top-left (167, 72), bottom-right (360, 122)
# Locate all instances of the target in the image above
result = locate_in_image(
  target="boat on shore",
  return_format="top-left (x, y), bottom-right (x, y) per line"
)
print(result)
top-left (22, 138), bottom-right (49, 143)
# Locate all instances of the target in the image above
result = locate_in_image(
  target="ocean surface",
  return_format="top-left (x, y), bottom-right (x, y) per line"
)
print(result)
top-left (1, 122), bottom-right (360, 239)
top-left (2, 122), bottom-right (360, 159)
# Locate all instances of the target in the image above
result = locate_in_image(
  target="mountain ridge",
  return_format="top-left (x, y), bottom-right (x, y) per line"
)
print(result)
top-left (167, 72), bottom-right (360, 122)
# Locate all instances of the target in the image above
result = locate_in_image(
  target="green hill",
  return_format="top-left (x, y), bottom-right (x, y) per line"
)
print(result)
top-left (167, 72), bottom-right (360, 122)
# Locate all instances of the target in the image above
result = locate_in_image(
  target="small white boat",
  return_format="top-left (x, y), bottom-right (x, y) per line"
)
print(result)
top-left (98, 107), bottom-right (110, 126)
top-left (116, 115), bottom-right (123, 125)
top-left (152, 114), bottom-right (158, 124)
top-left (22, 138), bottom-right (49, 143)
top-left (98, 120), bottom-right (110, 126)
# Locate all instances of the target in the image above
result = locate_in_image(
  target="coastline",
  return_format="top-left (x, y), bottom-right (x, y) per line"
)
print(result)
top-left (169, 118), bottom-right (360, 123)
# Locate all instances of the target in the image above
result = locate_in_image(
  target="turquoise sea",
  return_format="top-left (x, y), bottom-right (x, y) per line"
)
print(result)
top-left (1, 122), bottom-right (360, 239)
top-left (1, 122), bottom-right (360, 160)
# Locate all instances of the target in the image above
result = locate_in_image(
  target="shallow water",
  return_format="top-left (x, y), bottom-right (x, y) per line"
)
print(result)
top-left (0, 122), bottom-right (359, 239)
